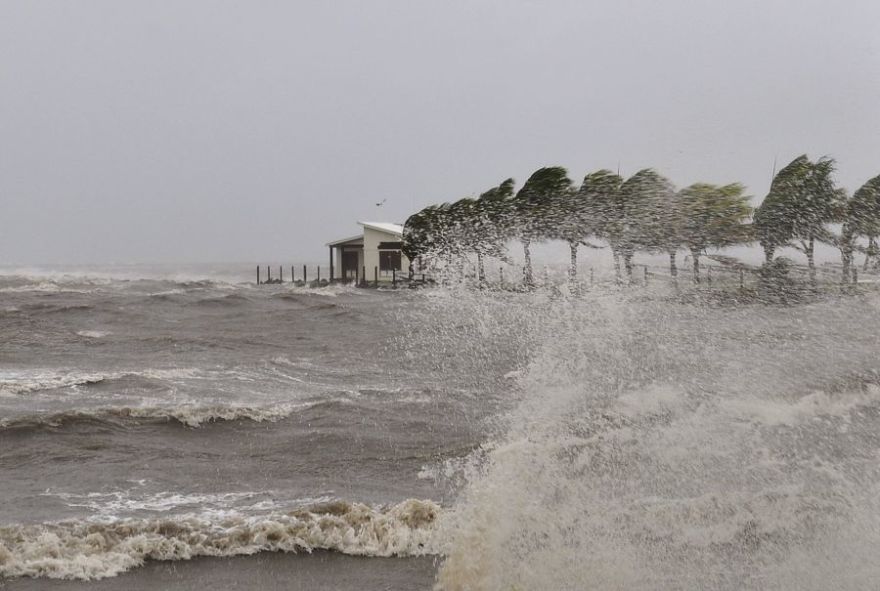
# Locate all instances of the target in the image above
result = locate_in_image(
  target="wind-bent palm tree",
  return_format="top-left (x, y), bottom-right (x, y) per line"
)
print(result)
top-left (513, 167), bottom-right (573, 286)
top-left (581, 170), bottom-right (625, 281)
top-left (841, 174), bottom-right (880, 282)
top-left (754, 155), bottom-right (841, 284)
top-left (678, 183), bottom-right (752, 283)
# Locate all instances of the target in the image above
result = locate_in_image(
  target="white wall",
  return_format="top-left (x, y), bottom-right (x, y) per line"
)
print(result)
top-left (363, 226), bottom-right (409, 281)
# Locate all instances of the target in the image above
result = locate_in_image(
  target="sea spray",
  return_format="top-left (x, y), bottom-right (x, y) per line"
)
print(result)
top-left (414, 286), bottom-right (880, 590)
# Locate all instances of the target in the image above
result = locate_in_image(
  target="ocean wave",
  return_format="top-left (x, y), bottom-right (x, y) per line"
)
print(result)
top-left (42, 489), bottom-right (334, 515)
top-left (0, 499), bottom-right (442, 580)
top-left (0, 402), bottom-right (306, 429)
top-left (0, 368), bottom-right (200, 397)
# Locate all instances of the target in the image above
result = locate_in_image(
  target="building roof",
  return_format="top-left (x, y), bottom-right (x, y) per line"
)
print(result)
top-left (326, 222), bottom-right (403, 247)
top-left (325, 234), bottom-right (364, 247)
top-left (359, 221), bottom-right (404, 236)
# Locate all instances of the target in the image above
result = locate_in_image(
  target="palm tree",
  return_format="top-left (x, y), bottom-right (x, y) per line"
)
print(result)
top-left (513, 167), bottom-right (573, 286)
top-left (581, 170), bottom-right (625, 281)
top-left (841, 174), bottom-right (880, 282)
top-left (678, 183), bottom-right (752, 283)
top-left (473, 179), bottom-right (516, 285)
top-left (754, 155), bottom-right (841, 284)
top-left (552, 183), bottom-right (592, 283)
top-left (616, 169), bottom-right (672, 280)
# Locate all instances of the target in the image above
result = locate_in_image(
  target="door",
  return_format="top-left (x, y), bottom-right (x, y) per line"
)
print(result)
top-left (342, 250), bottom-right (359, 280)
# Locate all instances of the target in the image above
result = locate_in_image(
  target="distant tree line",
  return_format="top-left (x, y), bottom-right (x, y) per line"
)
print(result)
top-left (402, 156), bottom-right (880, 287)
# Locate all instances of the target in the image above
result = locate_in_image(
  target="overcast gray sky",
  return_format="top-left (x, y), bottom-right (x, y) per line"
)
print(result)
top-left (1, 0), bottom-right (879, 264)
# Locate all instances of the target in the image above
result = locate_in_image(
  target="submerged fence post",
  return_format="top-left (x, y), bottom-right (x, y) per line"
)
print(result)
top-left (740, 269), bottom-right (744, 289)
top-left (267, 266), bottom-right (272, 283)
top-left (291, 266), bottom-right (294, 283)
top-left (362, 266), bottom-right (366, 286)
top-left (317, 266), bottom-right (321, 282)
top-left (374, 266), bottom-right (378, 287)
top-left (257, 266), bottom-right (261, 285)
top-left (279, 266), bottom-right (283, 282)
top-left (303, 265), bottom-right (307, 283)
top-left (392, 268), bottom-right (397, 287)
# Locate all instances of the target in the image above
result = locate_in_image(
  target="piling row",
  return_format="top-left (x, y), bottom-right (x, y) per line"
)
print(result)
top-left (255, 265), bottom-right (428, 287)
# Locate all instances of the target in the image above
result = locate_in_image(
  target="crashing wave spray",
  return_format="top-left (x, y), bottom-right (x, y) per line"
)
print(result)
top-left (423, 287), bottom-right (880, 590)
top-left (0, 499), bottom-right (441, 580)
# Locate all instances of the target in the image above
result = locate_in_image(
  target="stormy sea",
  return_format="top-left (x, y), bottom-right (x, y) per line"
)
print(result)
top-left (2, 264), bottom-right (879, 590)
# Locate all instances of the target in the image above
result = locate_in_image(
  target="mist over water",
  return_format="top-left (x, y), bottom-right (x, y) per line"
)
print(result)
top-left (2, 267), bottom-right (880, 589)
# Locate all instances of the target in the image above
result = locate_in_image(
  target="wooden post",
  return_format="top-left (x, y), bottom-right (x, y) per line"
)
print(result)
top-left (362, 266), bottom-right (366, 286)
top-left (355, 266), bottom-right (359, 285)
top-left (644, 265), bottom-right (648, 284)
top-left (329, 247), bottom-right (334, 281)
top-left (392, 268), bottom-right (397, 287)
top-left (303, 265), bottom-right (307, 283)
top-left (740, 269), bottom-right (744, 289)
top-left (853, 267), bottom-right (858, 285)
top-left (499, 267), bottom-right (504, 286)
top-left (279, 266), bottom-right (283, 282)
top-left (374, 266), bottom-right (378, 287)
top-left (291, 266), bottom-right (294, 283)
top-left (317, 266), bottom-right (321, 282)
top-left (257, 266), bottom-right (261, 285)
top-left (267, 266), bottom-right (272, 283)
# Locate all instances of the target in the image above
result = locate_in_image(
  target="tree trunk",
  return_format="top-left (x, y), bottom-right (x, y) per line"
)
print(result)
top-left (522, 239), bottom-right (533, 286)
top-left (477, 252), bottom-right (485, 287)
top-left (612, 248), bottom-right (621, 284)
top-left (569, 242), bottom-right (578, 283)
top-left (623, 253), bottom-right (634, 282)
top-left (840, 226), bottom-right (853, 285)
top-left (692, 250), bottom-right (701, 284)
top-left (763, 246), bottom-right (774, 265)
top-left (668, 250), bottom-right (677, 277)
top-left (864, 237), bottom-right (877, 271)
top-left (806, 237), bottom-right (816, 286)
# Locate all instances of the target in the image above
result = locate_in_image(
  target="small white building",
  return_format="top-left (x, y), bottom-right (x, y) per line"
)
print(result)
top-left (326, 221), bottom-right (410, 282)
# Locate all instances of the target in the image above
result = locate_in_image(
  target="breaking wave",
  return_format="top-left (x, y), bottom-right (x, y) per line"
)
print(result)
top-left (0, 499), bottom-right (442, 580)
top-left (0, 402), bottom-right (306, 430)
top-left (415, 288), bottom-right (880, 591)
top-left (0, 368), bottom-right (200, 397)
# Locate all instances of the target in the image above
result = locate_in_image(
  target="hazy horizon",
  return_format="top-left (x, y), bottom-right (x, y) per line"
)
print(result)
top-left (2, 1), bottom-right (879, 265)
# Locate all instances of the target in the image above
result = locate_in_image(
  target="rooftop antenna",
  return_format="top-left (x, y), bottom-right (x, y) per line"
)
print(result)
top-left (770, 155), bottom-right (777, 183)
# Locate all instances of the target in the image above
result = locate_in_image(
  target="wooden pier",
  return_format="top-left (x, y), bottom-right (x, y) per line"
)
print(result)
top-left (255, 264), bottom-right (430, 288)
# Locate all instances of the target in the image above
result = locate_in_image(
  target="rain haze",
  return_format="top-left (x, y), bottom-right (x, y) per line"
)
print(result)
top-left (5, 3), bottom-right (880, 591)
top-left (2, 0), bottom-right (879, 264)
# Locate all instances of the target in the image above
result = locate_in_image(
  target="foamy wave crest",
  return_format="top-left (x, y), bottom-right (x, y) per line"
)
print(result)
top-left (0, 368), bottom-right (200, 397)
top-left (0, 499), bottom-right (442, 580)
top-left (0, 402), bottom-right (304, 429)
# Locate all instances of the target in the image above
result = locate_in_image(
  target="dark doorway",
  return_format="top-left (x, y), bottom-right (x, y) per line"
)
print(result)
top-left (342, 250), bottom-right (360, 279)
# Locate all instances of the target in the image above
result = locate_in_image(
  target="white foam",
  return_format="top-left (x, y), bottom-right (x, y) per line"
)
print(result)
top-left (76, 330), bottom-right (110, 339)
top-left (0, 367), bottom-right (201, 397)
top-left (0, 499), bottom-right (442, 580)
